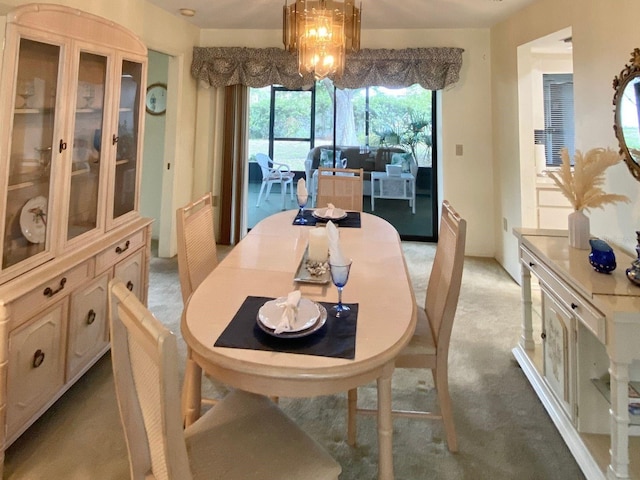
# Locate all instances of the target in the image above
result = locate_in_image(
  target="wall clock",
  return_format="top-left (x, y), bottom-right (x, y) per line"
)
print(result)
top-left (146, 82), bottom-right (167, 115)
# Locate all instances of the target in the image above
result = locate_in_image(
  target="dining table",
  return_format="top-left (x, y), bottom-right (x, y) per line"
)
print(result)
top-left (181, 209), bottom-right (416, 480)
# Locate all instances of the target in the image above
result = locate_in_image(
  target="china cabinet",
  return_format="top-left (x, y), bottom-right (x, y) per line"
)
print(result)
top-left (0, 4), bottom-right (151, 473)
top-left (513, 229), bottom-right (640, 480)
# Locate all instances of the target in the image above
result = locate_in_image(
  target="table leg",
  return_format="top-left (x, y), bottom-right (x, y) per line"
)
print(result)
top-left (371, 178), bottom-right (376, 211)
top-left (182, 347), bottom-right (202, 427)
top-left (377, 363), bottom-right (395, 480)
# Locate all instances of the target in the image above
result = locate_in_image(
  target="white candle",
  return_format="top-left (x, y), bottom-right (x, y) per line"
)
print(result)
top-left (308, 228), bottom-right (329, 262)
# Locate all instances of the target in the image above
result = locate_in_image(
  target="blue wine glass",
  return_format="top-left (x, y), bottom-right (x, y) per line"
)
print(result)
top-left (294, 192), bottom-right (308, 224)
top-left (329, 259), bottom-right (352, 318)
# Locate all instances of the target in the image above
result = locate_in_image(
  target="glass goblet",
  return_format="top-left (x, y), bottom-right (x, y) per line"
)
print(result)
top-left (329, 259), bottom-right (352, 318)
top-left (294, 193), bottom-right (308, 224)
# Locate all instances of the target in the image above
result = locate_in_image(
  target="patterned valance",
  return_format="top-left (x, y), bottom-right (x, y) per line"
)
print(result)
top-left (192, 46), bottom-right (463, 90)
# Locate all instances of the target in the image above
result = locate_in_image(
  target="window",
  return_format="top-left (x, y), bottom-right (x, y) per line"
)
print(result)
top-left (539, 73), bottom-right (574, 166)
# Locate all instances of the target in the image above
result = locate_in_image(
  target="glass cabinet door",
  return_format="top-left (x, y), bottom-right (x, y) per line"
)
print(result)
top-left (113, 59), bottom-right (143, 220)
top-left (2, 38), bottom-right (60, 270)
top-left (67, 51), bottom-right (107, 241)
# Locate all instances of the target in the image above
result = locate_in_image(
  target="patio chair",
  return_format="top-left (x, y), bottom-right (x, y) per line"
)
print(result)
top-left (255, 153), bottom-right (295, 210)
top-left (315, 167), bottom-right (364, 212)
top-left (347, 200), bottom-right (467, 452)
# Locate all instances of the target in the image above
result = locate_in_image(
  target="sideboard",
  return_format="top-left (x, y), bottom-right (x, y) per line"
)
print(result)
top-left (513, 229), bottom-right (640, 479)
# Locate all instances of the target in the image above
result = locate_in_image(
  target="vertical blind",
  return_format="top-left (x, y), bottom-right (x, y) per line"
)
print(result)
top-left (542, 73), bottom-right (574, 166)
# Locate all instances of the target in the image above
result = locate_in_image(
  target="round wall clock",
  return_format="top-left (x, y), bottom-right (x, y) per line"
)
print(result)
top-left (146, 82), bottom-right (167, 115)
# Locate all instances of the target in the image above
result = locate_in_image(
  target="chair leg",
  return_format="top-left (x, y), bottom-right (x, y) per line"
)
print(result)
top-left (280, 181), bottom-right (286, 210)
top-left (256, 181), bottom-right (267, 207)
top-left (434, 366), bottom-right (458, 452)
top-left (347, 388), bottom-right (358, 446)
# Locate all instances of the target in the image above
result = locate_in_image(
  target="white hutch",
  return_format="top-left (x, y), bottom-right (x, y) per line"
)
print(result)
top-left (0, 4), bottom-right (151, 473)
top-left (514, 229), bottom-right (640, 479)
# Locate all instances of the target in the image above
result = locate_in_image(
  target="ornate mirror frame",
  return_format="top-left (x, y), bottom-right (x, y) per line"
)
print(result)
top-left (613, 48), bottom-right (640, 181)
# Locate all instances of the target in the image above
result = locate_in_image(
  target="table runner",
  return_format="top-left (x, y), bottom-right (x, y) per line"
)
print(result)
top-left (214, 295), bottom-right (358, 359)
top-left (292, 210), bottom-right (361, 228)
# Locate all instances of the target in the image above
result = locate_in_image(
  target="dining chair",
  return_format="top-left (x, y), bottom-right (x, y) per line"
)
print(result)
top-left (176, 192), bottom-right (218, 305)
top-left (347, 200), bottom-right (467, 452)
top-left (255, 153), bottom-right (295, 209)
top-left (315, 167), bottom-right (364, 211)
top-left (108, 279), bottom-right (342, 480)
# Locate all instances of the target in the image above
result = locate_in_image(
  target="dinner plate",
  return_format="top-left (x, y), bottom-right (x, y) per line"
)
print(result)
top-left (20, 195), bottom-right (47, 244)
top-left (257, 303), bottom-right (328, 339)
top-left (258, 297), bottom-right (320, 332)
top-left (312, 207), bottom-right (347, 220)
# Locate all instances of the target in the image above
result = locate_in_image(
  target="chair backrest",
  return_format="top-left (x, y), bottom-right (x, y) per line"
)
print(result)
top-left (255, 153), bottom-right (272, 178)
top-left (425, 200), bottom-right (467, 354)
top-left (109, 279), bottom-right (193, 480)
top-left (315, 167), bottom-right (364, 211)
top-left (176, 193), bottom-right (218, 304)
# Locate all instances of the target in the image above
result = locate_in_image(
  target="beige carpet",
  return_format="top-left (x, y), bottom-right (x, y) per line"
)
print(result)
top-left (3, 242), bottom-right (584, 480)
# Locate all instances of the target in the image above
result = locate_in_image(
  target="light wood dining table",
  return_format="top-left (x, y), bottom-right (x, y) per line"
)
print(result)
top-left (181, 210), bottom-right (416, 480)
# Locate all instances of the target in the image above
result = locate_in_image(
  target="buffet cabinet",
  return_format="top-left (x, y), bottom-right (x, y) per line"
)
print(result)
top-left (513, 229), bottom-right (640, 480)
top-left (0, 4), bottom-right (151, 472)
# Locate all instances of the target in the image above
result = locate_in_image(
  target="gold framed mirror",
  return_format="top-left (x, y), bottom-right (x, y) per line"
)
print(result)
top-left (613, 48), bottom-right (640, 181)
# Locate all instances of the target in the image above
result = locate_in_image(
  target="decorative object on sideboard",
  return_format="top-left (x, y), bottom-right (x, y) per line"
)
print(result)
top-left (612, 48), bottom-right (640, 182)
top-left (588, 238), bottom-right (616, 273)
top-left (545, 147), bottom-right (630, 250)
top-left (625, 230), bottom-right (640, 286)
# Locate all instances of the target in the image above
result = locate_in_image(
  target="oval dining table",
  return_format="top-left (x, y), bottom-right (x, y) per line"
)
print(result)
top-left (181, 210), bottom-right (416, 480)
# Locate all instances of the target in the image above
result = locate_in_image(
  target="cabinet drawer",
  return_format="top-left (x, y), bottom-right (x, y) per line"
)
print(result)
top-left (521, 246), bottom-right (606, 342)
top-left (67, 273), bottom-right (109, 381)
top-left (113, 249), bottom-right (144, 300)
top-left (11, 259), bottom-right (93, 326)
top-left (96, 230), bottom-right (145, 274)
top-left (7, 301), bottom-right (66, 439)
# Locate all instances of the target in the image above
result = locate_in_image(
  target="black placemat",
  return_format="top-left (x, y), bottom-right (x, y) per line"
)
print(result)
top-left (214, 296), bottom-right (358, 359)
top-left (292, 210), bottom-right (361, 228)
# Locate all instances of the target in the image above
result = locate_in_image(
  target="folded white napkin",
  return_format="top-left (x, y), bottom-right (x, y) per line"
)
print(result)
top-left (326, 221), bottom-right (347, 265)
top-left (274, 290), bottom-right (301, 334)
top-left (297, 178), bottom-right (307, 204)
top-left (326, 202), bottom-right (335, 218)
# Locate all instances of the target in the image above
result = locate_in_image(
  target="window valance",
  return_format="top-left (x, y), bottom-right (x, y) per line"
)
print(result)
top-left (191, 46), bottom-right (463, 90)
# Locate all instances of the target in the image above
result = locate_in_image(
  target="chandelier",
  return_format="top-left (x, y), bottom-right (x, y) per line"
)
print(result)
top-left (283, 0), bottom-right (361, 80)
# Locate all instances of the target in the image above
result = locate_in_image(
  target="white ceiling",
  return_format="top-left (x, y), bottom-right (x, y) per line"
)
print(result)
top-left (145, 0), bottom-right (536, 30)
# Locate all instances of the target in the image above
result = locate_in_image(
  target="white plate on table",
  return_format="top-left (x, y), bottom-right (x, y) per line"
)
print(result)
top-left (312, 207), bottom-right (347, 221)
top-left (257, 298), bottom-right (327, 338)
top-left (20, 195), bottom-right (47, 244)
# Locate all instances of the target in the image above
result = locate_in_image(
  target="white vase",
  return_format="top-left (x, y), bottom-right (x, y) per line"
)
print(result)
top-left (568, 209), bottom-right (590, 250)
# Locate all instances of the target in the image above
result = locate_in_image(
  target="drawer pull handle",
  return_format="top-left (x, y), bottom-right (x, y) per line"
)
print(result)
top-left (59, 139), bottom-right (67, 153)
top-left (541, 332), bottom-right (546, 340)
top-left (43, 277), bottom-right (67, 297)
top-left (112, 134), bottom-right (118, 145)
top-left (32, 349), bottom-right (45, 368)
top-left (115, 241), bottom-right (130, 254)
top-left (529, 262), bottom-right (535, 267)
top-left (571, 303), bottom-right (578, 310)
top-left (126, 281), bottom-right (134, 291)
top-left (87, 309), bottom-right (96, 325)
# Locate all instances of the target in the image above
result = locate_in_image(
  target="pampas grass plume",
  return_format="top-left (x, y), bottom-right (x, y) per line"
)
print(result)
top-left (545, 147), bottom-right (630, 211)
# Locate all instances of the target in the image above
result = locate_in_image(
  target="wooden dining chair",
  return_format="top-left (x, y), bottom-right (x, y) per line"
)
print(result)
top-left (176, 192), bottom-right (218, 305)
top-left (347, 200), bottom-right (467, 452)
top-left (315, 167), bottom-right (364, 211)
top-left (108, 279), bottom-right (342, 480)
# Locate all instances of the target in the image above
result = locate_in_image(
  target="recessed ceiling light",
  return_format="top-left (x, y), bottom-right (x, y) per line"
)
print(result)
top-left (180, 8), bottom-right (195, 17)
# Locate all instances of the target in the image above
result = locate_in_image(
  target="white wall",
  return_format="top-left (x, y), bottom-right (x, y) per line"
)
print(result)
top-left (492, 0), bottom-right (640, 281)
top-left (198, 28), bottom-right (495, 256)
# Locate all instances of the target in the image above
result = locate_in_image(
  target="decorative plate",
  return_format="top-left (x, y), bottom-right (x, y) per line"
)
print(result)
top-left (257, 299), bottom-right (327, 338)
top-left (20, 196), bottom-right (48, 244)
top-left (312, 207), bottom-right (347, 220)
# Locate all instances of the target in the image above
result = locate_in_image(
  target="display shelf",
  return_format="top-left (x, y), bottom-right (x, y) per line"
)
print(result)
top-left (591, 378), bottom-right (640, 427)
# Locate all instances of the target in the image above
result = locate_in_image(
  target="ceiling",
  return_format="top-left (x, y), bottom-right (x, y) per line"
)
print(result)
top-left (145, 0), bottom-right (537, 30)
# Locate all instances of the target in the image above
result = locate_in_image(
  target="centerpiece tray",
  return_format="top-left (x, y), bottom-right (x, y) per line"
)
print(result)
top-left (294, 247), bottom-right (330, 284)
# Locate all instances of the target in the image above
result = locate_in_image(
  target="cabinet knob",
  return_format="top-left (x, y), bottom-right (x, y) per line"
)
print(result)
top-left (541, 332), bottom-right (546, 340)
top-left (112, 134), bottom-right (118, 145)
top-left (59, 139), bottom-right (67, 153)
top-left (571, 303), bottom-right (578, 310)
top-left (126, 281), bottom-right (134, 291)
top-left (43, 277), bottom-right (67, 297)
top-left (32, 349), bottom-right (45, 368)
top-left (115, 240), bottom-right (130, 254)
top-left (87, 309), bottom-right (96, 325)
top-left (529, 262), bottom-right (535, 267)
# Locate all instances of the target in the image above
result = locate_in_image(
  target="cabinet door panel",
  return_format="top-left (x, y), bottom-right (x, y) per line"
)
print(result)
top-left (67, 273), bottom-right (108, 380)
top-left (7, 301), bottom-right (66, 438)
top-left (113, 248), bottom-right (143, 299)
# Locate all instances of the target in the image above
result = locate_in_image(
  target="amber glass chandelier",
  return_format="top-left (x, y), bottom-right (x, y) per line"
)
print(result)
top-left (283, 0), bottom-right (361, 80)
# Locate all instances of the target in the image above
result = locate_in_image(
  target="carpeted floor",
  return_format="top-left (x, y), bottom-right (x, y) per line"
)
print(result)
top-left (2, 242), bottom-right (585, 480)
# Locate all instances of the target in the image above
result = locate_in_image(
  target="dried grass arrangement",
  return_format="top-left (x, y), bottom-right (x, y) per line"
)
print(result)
top-left (546, 147), bottom-right (630, 211)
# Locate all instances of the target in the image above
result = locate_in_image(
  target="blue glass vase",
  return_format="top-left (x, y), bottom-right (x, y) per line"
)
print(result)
top-left (588, 239), bottom-right (616, 274)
